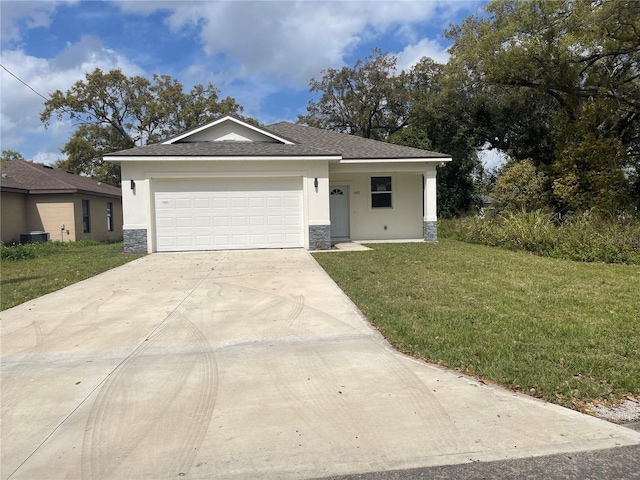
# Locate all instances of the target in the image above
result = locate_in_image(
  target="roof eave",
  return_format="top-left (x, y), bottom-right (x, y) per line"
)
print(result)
top-left (0, 186), bottom-right (29, 194)
top-left (28, 188), bottom-right (121, 198)
top-left (339, 157), bottom-right (453, 164)
top-left (105, 155), bottom-right (342, 162)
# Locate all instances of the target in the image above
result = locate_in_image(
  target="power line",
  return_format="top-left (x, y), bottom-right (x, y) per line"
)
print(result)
top-left (0, 63), bottom-right (49, 101)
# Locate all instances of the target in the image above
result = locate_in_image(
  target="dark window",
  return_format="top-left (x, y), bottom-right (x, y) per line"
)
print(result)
top-left (371, 176), bottom-right (392, 208)
top-left (107, 202), bottom-right (113, 232)
top-left (82, 199), bottom-right (91, 233)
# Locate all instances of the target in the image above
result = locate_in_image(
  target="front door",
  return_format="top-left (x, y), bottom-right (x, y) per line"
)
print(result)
top-left (330, 186), bottom-right (349, 239)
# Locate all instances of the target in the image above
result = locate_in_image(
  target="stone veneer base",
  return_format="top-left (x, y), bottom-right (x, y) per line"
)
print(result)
top-left (424, 221), bottom-right (438, 242)
top-left (123, 229), bottom-right (148, 253)
top-left (308, 225), bottom-right (331, 251)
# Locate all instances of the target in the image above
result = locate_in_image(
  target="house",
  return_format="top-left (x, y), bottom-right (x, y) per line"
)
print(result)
top-left (104, 116), bottom-right (451, 253)
top-left (474, 194), bottom-right (497, 218)
top-left (0, 160), bottom-right (123, 244)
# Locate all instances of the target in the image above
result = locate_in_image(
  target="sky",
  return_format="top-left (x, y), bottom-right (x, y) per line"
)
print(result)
top-left (1, 0), bottom-right (492, 167)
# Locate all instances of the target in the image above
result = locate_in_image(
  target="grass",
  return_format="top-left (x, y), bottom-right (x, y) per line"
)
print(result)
top-left (314, 239), bottom-right (640, 411)
top-left (441, 210), bottom-right (640, 264)
top-left (1, 241), bottom-right (143, 311)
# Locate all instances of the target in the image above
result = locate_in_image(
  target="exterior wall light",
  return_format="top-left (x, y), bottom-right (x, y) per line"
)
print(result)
top-left (314, 178), bottom-right (318, 188)
top-left (130, 179), bottom-right (136, 190)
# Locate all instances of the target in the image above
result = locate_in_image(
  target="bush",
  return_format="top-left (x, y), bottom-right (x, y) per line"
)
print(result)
top-left (0, 240), bottom-right (102, 262)
top-left (0, 243), bottom-right (37, 261)
top-left (441, 210), bottom-right (640, 264)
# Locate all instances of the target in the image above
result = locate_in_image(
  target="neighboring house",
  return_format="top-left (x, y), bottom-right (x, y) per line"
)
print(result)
top-left (104, 116), bottom-right (451, 253)
top-left (475, 194), bottom-right (497, 218)
top-left (0, 160), bottom-right (123, 244)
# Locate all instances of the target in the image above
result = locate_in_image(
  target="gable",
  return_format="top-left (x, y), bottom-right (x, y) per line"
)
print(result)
top-left (163, 116), bottom-right (293, 145)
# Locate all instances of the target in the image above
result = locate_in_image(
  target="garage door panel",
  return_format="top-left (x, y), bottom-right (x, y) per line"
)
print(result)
top-left (176, 236), bottom-right (194, 247)
top-left (194, 198), bottom-right (210, 208)
top-left (195, 217), bottom-right (211, 227)
top-left (155, 178), bottom-right (303, 252)
top-left (176, 217), bottom-right (192, 227)
top-left (195, 236), bottom-right (212, 246)
top-left (212, 198), bottom-right (229, 208)
top-left (249, 197), bottom-right (265, 207)
top-left (156, 217), bottom-right (173, 228)
top-left (286, 233), bottom-right (302, 243)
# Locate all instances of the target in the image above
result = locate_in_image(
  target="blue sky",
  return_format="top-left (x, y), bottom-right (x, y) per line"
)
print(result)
top-left (1, 0), bottom-right (488, 165)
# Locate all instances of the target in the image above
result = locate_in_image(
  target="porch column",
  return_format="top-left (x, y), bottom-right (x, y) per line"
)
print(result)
top-left (423, 167), bottom-right (438, 242)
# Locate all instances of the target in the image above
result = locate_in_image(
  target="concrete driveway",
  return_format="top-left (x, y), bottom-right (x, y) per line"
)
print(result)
top-left (2, 250), bottom-right (639, 480)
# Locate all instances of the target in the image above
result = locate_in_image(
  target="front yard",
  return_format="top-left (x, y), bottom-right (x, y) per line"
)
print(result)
top-left (1, 241), bottom-right (142, 311)
top-left (314, 239), bottom-right (640, 411)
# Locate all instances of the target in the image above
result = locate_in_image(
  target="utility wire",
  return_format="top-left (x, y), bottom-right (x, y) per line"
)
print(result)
top-left (0, 63), bottom-right (49, 101)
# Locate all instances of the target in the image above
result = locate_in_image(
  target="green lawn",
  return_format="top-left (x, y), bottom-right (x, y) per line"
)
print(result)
top-left (1, 241), bottom-right (143, 311)
top-left (314, 239), bottom-right (640, 410)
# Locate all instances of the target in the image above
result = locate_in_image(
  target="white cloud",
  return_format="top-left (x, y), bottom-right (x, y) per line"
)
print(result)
top-left (0, 1), bottom-right (78, 44)
top-left (116, 1), bottom-right (457, 86)
top-left (0, 37), bottom-right (144, 162)
top-left (395, 38), bottom-right (450, 71)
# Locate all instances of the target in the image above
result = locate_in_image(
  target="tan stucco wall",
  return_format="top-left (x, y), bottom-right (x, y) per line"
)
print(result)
top-left (72, 194), bottom-right (123, 242)
top-left (329, 170), bottom-right (424, 241)
top-left (1, 193), bottom-right (123, 243)
top-left (1, 192), bottom-right (28, 244)
top-left (25, 194), bottom-right (76, 241)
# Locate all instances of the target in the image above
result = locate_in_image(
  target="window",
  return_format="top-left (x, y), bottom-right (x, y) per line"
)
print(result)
top-left (107, 202), bottom-right (113, 232)
top-left (371, 176), bottom-right (392, 208)
top-left (82, 199), bottom-right (91, 233)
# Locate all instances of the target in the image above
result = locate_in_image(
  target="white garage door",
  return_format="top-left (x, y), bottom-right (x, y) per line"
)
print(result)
top-left (154, 177), bottom-right (303, 252)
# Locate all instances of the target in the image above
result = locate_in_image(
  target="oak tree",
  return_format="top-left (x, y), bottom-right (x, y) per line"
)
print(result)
top-left (41, 69), bottom-right (244, 185)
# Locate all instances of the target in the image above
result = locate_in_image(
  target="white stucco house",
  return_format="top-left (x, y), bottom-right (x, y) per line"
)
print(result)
top-left (104, 116), bottom-right (451, 253)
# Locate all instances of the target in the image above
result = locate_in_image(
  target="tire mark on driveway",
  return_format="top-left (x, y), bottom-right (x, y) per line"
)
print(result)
top-left (81, 306), bottom-right (217, 479)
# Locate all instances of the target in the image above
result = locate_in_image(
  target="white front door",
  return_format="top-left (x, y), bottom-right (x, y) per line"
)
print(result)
top-left (154, 177), bottom-right (304, 252)
top-left (330, 186), bottom-right (349, 239)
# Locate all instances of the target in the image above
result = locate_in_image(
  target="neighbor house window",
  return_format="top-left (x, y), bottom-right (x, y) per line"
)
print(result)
top-left (82, 199), bottom-right (91, 233)
top-left (107, 202), bottom-right (113, 232)
top-left (371, 176), bottom-right (392, 208)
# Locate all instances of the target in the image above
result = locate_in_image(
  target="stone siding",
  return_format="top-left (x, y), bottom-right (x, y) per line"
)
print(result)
top-left (423, 221), bottom-right (438, 242)
top-left (124, 229), bottom-right (147, 253)
top-left (309, 225), bottom-right (331, 251)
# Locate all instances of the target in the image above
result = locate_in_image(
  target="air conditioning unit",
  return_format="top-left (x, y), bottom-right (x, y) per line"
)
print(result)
top-left (20, 231), bottom-right (50, 243)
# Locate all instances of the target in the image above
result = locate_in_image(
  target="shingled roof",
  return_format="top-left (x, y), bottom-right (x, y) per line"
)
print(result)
top-left (266, 122), bottom-right (449, 159)
top-left (105, 141), bottom-right (337, 158)
top-left (104, 119), bottom-right (450, 161)
top-left (0, 160), bottom-right (121, 198)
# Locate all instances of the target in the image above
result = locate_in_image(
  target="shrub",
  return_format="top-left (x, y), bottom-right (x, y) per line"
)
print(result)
top-left (0, 240), bottom-right (101, 262)
top-left (441, 210), bottom-right (640, 264)
top-left (0, 244), bottom-right (37, 261)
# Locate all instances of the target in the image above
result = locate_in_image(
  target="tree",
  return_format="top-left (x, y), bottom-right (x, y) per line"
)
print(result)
top-left (445, 0), bottom-right (640, 214)
top-left (1, 150), bottom-right (25, 163)
top-left (298, 49), bottom-right (410, 140)
top-left (552, 95), bottom-right (630, 214)
top-left (492, 159), bottom-right (549, 212)
top-left (389, 58), bottom-right (483, 216)
top-left (41, 69), bottom-right (244, 185)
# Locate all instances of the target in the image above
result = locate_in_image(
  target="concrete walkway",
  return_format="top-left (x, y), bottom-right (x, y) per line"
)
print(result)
top-left (1, 250), bottom-right (639, 480)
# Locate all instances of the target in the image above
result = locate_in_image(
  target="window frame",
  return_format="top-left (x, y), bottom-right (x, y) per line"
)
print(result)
top-left (82, 199), bottom-right (91, 233)
top-left (106, 202), bottom-right (113, 232)
top-left (370, 176), bottom-right (393, 209)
